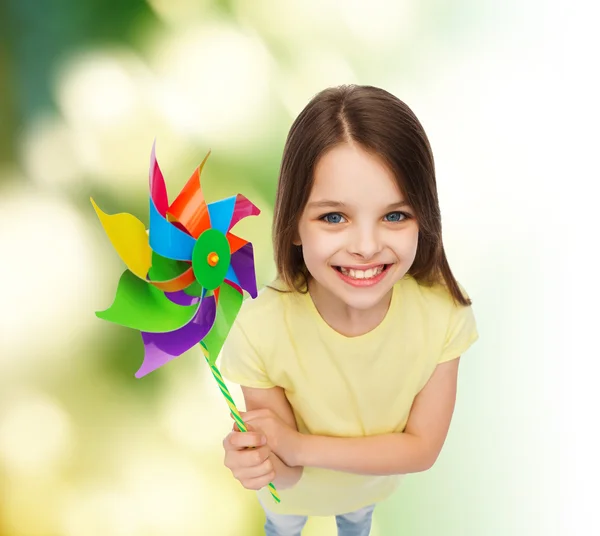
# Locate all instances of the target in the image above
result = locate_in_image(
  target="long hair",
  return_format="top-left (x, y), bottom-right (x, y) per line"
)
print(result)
top-left (272, 84), bottom-right (471, 306)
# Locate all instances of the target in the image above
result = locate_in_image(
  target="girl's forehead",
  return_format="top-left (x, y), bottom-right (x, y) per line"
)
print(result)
top-left (309, 160), bottom-right (403, 205)
top-left (310, 143), bottom-right (401, 197)
top-left (315, 143), bottom-right (391, 176)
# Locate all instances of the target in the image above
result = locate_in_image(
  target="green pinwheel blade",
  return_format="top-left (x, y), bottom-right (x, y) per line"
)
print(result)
top-left (183, 280), bottom-right (205, 297)
top-left (202, 282), bottom-right (243, 365)
top-left (148, 251), bottom-right (190, 281)
top-left (96, 270), bottom-right (199, 332)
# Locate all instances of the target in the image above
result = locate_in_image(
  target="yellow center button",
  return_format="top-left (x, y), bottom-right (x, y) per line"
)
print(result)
top-left (207, 252), bottom-right (219, 267)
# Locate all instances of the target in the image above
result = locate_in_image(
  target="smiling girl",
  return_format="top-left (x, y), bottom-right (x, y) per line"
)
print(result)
top-left (219, 84), bottom-right (479, 536)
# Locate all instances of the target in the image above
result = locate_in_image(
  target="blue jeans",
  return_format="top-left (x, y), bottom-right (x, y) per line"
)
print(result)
top-left (263, 504), bottom-right (375, 536)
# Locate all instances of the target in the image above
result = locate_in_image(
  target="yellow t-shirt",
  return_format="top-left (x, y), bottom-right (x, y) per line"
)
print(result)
top-left (219, 274), bottom-right (479, 516)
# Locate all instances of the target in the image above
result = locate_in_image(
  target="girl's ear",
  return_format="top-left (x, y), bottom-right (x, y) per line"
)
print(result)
top-left (292, 236), bottom-right (302, 246)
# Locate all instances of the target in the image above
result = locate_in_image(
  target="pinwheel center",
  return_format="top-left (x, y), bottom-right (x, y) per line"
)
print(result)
top-left (192, 228), bottom-right (231, 291)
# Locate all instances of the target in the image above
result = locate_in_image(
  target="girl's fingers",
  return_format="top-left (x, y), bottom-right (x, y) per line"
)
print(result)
top-left (225, 447), bottom-right (271, 478)
top-left (234, 455), bottom-right (274, 481)
top-left (238, 445), bottom-right (271, 466)
top-left (223, 432), bottom-right (267, 453)
top-left (242, 471), bottom-right (277, 491)
top-left (226, 430), bottom-right (264, 449)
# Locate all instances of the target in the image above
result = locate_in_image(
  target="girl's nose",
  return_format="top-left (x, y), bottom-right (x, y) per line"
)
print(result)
top-left (349, 227), bottom-right (382, 260)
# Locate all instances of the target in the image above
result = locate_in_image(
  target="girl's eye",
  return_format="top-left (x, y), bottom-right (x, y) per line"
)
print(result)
top-left (385, 211), bottom-right (409, 222)
top-left (321, 213), bottom-right (346, 224)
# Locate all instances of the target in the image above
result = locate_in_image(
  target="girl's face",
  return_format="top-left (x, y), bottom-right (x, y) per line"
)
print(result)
top-left (296, 142), bottom-right (419, 314)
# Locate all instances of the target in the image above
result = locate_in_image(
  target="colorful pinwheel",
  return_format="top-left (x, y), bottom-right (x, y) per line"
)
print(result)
top-left (91, 142), bottom-right (280, 503)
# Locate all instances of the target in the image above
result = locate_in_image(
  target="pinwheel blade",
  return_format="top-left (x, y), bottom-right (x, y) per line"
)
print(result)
top-left (91, 198), bottom-right (151, 280)
top-left (149, 268), bottom-right (195, 292)
top-left (149, 141), bottom-right (169, 216)
top-left (147, 251), bottom-right (195, 292)
top-left (167, 151), bottom-right (211, 238)
top-left (201, 282), bottom-right (243, 365)
top-left (182, 280), bottom-right (205, 297)
top-left (96, 270), bottom-right (199, 332)
top-left (136, 295), bottom-right (217, 377)
top-left (149, 199), bottom-right (196, 261)
top-left (229, 242), bottom-right (258, 298)
top-left (226, 232), bottom-right (248, 254)
top-left (148, 251), bottom-right (188, 281)
top-left (164, 290), bottom-right (202, 306)
top-left (207, 196), bottom-right (236, 235)
top-left (228, 194), bottom-right (260, 231)
top-left (224, 265), bottom-right (240, 288)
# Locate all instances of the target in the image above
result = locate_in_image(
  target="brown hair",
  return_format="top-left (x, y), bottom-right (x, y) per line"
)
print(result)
top-left (271, 84), bottom-right (471, 306)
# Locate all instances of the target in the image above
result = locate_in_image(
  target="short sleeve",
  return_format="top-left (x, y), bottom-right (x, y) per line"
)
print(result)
top-left (439, 301), bottom-right (479, 364)
top-left (219, 318), bottom-right (275, 388)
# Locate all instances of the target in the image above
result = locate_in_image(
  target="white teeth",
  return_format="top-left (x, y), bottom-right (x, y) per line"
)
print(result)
top-left (339, 265), bottom-right (385, 279)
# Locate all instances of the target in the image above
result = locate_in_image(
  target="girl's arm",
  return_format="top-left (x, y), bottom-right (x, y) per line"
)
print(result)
top-left (241, 385), bottom-right (304, 489)
top-left (298, 358), bottom-right (460, 475)
top-left (244, 358), bottom-right (460, 476)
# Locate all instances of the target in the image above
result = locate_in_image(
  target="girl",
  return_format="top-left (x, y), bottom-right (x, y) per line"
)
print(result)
top-left (219, 84), bottom-right (478, 536)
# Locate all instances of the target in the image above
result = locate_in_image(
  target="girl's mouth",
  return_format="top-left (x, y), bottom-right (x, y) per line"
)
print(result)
top-left (332, 264), bottom-right (391, 286)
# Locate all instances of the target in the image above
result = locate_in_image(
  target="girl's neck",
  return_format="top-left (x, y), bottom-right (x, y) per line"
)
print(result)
top-left (307, 280), bottom-right (393, 337)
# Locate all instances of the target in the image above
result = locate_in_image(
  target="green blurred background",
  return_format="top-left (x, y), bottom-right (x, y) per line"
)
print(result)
top-left (0, 0), bottom-right (595, 534)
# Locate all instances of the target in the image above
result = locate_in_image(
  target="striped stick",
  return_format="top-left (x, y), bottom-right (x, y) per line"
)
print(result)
top-left (202, 349), bottom-right (281, 503)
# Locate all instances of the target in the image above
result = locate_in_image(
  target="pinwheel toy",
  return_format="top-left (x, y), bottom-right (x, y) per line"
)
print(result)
top-left (91, 143), bottom-right (280, 503)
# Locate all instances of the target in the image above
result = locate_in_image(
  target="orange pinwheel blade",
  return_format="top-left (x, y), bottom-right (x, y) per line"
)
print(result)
top-left (148, 266), bottom-right (196, 292)
top-left (167, 151), bottom-right (211, 238)
top-left (226, 232), bottom-right (248, 254)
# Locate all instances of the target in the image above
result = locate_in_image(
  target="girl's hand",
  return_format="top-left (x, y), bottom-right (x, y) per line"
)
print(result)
top-left (238, 409), bottom-right (303, 467)
top-left (222, 427), bottom-right (275, 491)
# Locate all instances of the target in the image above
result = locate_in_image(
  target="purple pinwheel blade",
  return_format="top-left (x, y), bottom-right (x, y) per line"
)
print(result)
top-left (230, 242), bottom-right (258, 298)
top-left (135, 295), bottom-right (216, 377)
top-left (164, 290), bottom-right (202, 306)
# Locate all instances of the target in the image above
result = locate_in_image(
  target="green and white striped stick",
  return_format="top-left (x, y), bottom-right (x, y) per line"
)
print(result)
top-left (201, 345), bottom-right (280, 503)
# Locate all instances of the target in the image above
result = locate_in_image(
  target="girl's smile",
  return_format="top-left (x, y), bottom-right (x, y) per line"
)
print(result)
top-left (333, 263), bottom-right (392, 287)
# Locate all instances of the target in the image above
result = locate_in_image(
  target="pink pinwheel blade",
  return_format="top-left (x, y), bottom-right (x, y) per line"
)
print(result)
top-left (228, 194), bottom-right (260, 231)
top-left (136, 295), bottom-right (216, 377)
top-left (150, 141), bottom-right (169, 217)
top-left (230, 242), bottom-right (258, 298)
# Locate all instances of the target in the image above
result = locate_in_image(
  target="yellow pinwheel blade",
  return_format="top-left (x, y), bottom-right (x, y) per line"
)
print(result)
top-left (91, 197), bottom-right (152, 279)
